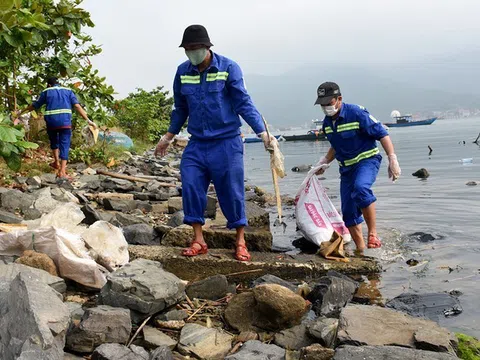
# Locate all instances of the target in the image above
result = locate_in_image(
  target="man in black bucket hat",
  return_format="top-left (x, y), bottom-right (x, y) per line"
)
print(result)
top-left (155, 25), bottom-right (276, 262)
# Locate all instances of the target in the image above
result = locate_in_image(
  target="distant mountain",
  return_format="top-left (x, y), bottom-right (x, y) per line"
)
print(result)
top-left (245, 53), bottom-right (480, 126)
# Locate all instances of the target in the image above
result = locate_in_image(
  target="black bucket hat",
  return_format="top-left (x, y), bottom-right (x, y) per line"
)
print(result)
top-left (179, 25), bottom-right (213, 48)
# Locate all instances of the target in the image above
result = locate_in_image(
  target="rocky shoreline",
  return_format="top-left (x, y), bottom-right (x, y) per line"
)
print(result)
top-left (0, 143), bottom-right (469, 359)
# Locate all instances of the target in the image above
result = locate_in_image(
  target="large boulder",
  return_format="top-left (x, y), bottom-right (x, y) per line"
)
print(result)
top-left (307, 275), bottom-right (358, 317)
top-left (0, 263), bottom-right (66, 293)
top-left (186, 274), bottom-right (228, 300)
top-left (66, 305), bottom-right (132, 353)
top-left (225, 340), bottom-right (285, 360)
top-left (0, 273), bottom-right (70, 360)
top-left (337, 305), bottom-right (458, 354)
top-left (123, 223), bottom-right (161, 245)
top-left (1, 189), bottom-right (35, 213)
top-left (386, 292), bottom-right (462, 321)
top-left (162, 225), bottom-right (273, 252)
top-left (225, 284), bottom-right (308, 332)
top-left (332, 345), bottom-right (458, 360)
top-left (99, 259), bottom-right (186, 317)
top-left (245, 201), bottom-right (270, 228)
top-left (178, 323), bottom-right (233, 359)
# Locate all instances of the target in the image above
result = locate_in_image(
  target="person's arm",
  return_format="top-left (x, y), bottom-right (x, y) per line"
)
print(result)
top-left (324, 147), bottom-right (336, 163)
top-left (74, 103), bottom-right (89, 121)
top-left (226, 61), bottom-right (265, 135)
top-left (380, 135), bottom-right (395, 156)
top-left (165, 70), bottom-right (189, 141)
top-left (17, 91), bottom-right (46, 116)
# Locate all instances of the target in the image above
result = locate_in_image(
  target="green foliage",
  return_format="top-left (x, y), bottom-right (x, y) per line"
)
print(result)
top-left (69, 140), bottom-right (131, 166)
top-left (0, 113), bottom-right (38, 170)
top-left (113, 87), bottom-right (173, 142)
top-left (457, 333), bottom-right (480, 360)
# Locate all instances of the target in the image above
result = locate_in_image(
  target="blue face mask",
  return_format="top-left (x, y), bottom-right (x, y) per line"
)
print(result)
top-left (185, 48), bottom-right (208, 66)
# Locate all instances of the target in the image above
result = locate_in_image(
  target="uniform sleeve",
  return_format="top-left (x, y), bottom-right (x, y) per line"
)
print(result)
top-left (226, 61), bottom-right (265, 134)
top-left (167, 70), bottom-right (189, 135)
top-left (357, 107), bottom-right (388, 140)
top-left (70, 91), bottom-right (79, 106)
top-left (32, 91), bottom-right (47, 110)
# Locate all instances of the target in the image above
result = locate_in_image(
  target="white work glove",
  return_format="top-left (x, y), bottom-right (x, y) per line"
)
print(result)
top-left (87, 119), bottom-right (98, 129)
top-left (315, 156), bottom-right (330, 175)
top-left (154, 135), bottom-right (174, 157)
top-left (388, 154), bottom-right (401, 182)
top-left (259, 131), bottom-right (277, 151)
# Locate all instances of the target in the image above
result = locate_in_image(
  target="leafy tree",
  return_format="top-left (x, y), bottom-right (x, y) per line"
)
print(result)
top-left (113, 87), bottom-right (174, 142)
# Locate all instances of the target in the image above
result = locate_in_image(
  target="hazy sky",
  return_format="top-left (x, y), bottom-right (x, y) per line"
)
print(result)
top-left (81, 0), bottom-right (480, 97)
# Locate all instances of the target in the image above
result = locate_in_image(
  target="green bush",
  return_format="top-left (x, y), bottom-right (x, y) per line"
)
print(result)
top-left (457, 333), bottom-right (480, 360)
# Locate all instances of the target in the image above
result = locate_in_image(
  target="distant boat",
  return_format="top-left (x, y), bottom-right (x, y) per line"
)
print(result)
top-left (283, 129), bottom-right (326, 142)
top-left (385, 111), bottom-right (437, 128)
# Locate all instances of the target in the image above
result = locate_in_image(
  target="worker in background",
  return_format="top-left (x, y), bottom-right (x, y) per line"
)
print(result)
top-left (16, 77), bottom-right (96, 180)
top-left (154, 25), bottom-right (275, 261)
top-left (314, 82), bottom-right (401, 251)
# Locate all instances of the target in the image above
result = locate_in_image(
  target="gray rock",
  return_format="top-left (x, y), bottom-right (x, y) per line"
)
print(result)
top-left (64, 353), bottom-right (85, 359)
top-left (102, 178), bottom-right (135, 192)
top-left (136, 201), bottom-right (153, 213)
top-left (167, 210), bottom-right (185, 227)
top-left (0, 273), bottom-right (70, 360)
top-left (0, 209), bottom-right (23, 223)
top-left (0, 263), bottom-right (66, 293)
top-left (337, 305), bottom-right (457, 354)
top-left (1, 189), bottom-right (35, 212)
top-left (103, 199), bottom-right (139, 212)
top-left (178, 323), bottom-right (233, 359)
top-left (300, 344), bottom-right (335, 360)
top-left (225, 340), bottom-right (286, 360)
top-left (91, 343), bottom-right (144, 360)
top-left (168, 197), bottom-right (183, 214)
top-left (186, 274), bottom-right (228, 300)
top-left (81, 204), bottom-right (102, 225)
top-left (26, 176), bottom-right (42, 187)
top-left (409, 232), bottom-right (436, 242)
top-left (466, 181), bottom-right (478, 186)
top-left (155, 309), bottom-right (189, 322)
top-left (123, 223), bottom-right (160, 245)
top-left (412, 168), bottom-right (430, 179)
top-left (246, 201), bottom-right (270, 228)
top-left (143, 325), bottom-right (177, 350)
top-left (150, 346), bottom-right (175, 360)
top-left (0, 255), bottom-right (17, 264)
top-left (100, 259), bottom-right (186, 316)
top-left (65, 302), bottom-right (85, 324)
top-left (33, 187), bottom-right (60, 214)
top-left (332, 345), bottom-right (458, 360)
top-left (204, 195), bottom-right (217, 218)
top-left (131, 345), bottom-right (150, 360)
top-left (134, 192), bottom-right (151, 201)
top-left (66, 305), bottom-right (132, 353)
top-left (306, 276), bottom-right (358, 317)
top-left (308, 317), bottom-right (338, 348)
top-left (113, 212), bottom-right (147, 227)
top-left (386, 292), bottom-right (462, 322)
top-left (51, 188), bottom-right (78, 203)
top-left (274, 322), bottom-right (315, 350)
top-left (291, 164), bottom-right (312, 172)
top-left (41, 173), bottom-right (58, 184)
top-left (23, 207), bottom-right (42, 220)
top-left (15, 176), bottom-right (28, 184)
top-left (252, 274), bottom-right (297, 292)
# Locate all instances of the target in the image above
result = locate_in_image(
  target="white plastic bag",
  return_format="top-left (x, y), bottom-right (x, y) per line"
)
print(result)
top-left (295, 165), bottom-right (351, 246)
top-left (24, 202), bottom-right (86, 234)
top-left (81, 221), bottom-right (129, 271)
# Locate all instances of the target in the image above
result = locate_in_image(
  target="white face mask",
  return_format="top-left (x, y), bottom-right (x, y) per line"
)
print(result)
top-left (321, 99), bottom-right (339, 116)
top-left (185, 48), bottom-right (208, 66)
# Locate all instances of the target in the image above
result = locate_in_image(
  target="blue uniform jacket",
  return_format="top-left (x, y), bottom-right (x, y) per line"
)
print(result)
top-left (322, 103), bottom-right (388, 170)
top-left (167, 52), bottom-right (265, 140)
top-left (33, 85), bottom-right (79, 130)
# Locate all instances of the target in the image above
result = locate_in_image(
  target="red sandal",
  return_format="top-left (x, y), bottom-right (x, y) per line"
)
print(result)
top-left (235, 244), bottom-right (251, 262)
top-left (367, 234), bottom-right (382, 249)
top-left (182, 240), bottom-right (208, 257)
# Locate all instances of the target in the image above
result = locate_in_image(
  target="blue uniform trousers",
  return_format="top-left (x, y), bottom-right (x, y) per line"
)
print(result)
top-left (180, 136), bottom-right (247, 229)
top-left (47, 128), bottom-right (72, 161)
top-left (340, 155), bottom-right (381, 227)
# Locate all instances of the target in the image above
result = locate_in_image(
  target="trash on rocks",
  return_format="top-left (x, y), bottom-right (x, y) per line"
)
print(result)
top-left (295, 165), bottom-right (352, 247)
top-left (319, 232), bottom-right (349, 263)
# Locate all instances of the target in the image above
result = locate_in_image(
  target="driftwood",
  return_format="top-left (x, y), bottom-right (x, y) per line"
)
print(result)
top-left (96, 169), bottom-right (177, 187)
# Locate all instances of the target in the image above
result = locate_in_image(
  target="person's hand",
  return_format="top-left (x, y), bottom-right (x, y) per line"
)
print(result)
top-left (388, 154), bottom-right (401, 182)
top-left (315, 156), bottom-right (330, 175)
top-left (154, 135), bottom-right (174, 157)
top-left (87, 119), bottom-right (98, 129)
top-left (259, 131), bottom-right (277, 151)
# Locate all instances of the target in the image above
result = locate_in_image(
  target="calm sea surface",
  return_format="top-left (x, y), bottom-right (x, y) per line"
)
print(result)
top-left (244, 117), bottom-right (480, 336)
